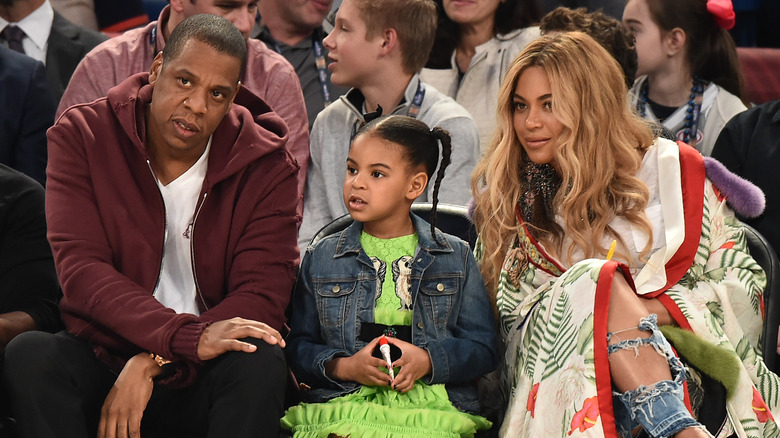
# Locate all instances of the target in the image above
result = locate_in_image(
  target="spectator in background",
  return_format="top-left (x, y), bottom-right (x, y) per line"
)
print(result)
top-left (422, 0), bottom-right (542, 150)
top-left (536, 0), bottom-right (625, 19)
top-left (57, 0), bottom-right (309, 200)
top-left (0, 163), bottom-right (61, 351)
top-left (539, 6), bottom-right (636, 89)
top-left (0, 0), bottom-right (106, 104)
top-left (712, 99), bottom-right (780, 255)
top-left (623, 0), bottom-right (747, 156)
top-left (256, 0), bottom-right (349, 129)
top-left (0, 45), bottom-right (55, 185)
top-left (299, 0), bottom-right (481, 249)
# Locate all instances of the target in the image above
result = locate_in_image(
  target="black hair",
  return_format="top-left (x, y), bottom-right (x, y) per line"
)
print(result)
top-left (163, 14), bottom-right (247, 83)
top-left (355, 115), bottom-right (452, 246)
top-left (426, 0), bottom-right (542, 69)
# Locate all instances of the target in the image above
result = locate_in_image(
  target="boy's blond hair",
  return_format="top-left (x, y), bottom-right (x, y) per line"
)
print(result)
top-left (352, 0), bottom-right (437, 74)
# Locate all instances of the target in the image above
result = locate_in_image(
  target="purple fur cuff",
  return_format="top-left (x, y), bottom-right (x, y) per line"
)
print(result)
top-left (703, 157), bottom-right (765, 218)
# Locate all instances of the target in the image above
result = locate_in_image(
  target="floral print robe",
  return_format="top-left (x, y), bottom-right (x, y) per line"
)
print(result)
top-left (494, 140), bottom-right (780, 437)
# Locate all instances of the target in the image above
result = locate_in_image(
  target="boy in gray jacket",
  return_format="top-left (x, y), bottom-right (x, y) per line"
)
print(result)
top-left (298, 0), bottom-right (480, 249)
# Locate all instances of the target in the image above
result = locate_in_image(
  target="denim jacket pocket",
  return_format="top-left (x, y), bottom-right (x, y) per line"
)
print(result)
top-left (418, 276), bottom-right (460, 326)
top-left (315, 279), bottom-right (358, 329)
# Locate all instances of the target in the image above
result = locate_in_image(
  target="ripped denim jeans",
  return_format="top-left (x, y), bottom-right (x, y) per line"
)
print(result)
top-left (610, 314), bottom-right (702, 438)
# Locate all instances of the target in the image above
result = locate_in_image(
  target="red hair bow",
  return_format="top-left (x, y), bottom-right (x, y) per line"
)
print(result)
top-left (707, 0), bottom-right (736, 30)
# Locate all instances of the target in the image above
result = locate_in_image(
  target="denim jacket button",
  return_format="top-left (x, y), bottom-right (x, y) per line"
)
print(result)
top-left (332, 285), bottom-right (341, 293)
top-left (437, 283), bottom-right (444, 291)
top-left (417, 322), bottom-right (424, 329)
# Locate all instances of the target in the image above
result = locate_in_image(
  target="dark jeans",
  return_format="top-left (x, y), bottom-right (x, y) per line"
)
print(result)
top-left (2, 330), bottom-right (287, 438)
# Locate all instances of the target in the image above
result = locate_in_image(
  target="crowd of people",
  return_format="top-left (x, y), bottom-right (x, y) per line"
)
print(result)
top-left (1, 0), bottom-right (780, 437)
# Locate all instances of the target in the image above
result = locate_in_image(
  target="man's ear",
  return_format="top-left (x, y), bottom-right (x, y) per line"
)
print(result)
top-left (169, 0), bottom-right (185, 13)
top-left (379, 28), bottom-right (399, 56)
top-left (148, 52), bottom-right (164, 84)
top-left (407, 171), bottom-right (428, 200)
top-left (665, 27), bottom-right (686, 57)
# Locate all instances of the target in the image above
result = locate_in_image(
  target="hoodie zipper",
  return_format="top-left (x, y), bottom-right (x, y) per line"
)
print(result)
top-left (147, 159), bottom-right (168, 296)
top-left (190, 191), bottom-right (209, 311)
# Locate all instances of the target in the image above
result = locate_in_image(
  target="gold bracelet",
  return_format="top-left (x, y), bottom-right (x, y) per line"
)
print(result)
top-left (149, 353), bottom-right (172, 367)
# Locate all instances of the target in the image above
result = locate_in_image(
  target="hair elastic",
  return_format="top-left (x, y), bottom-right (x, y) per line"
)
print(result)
top-left (706, 0), bottom-right (736, 30)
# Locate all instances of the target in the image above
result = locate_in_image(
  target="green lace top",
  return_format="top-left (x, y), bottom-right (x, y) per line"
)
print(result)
top-left (360, 230), bottom-right (418, 326)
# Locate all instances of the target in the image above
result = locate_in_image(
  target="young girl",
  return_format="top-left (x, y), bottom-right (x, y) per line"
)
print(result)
top-left (623, 0), bottom-right (748, 156)
top-left (282, 115), bottom-right (498, 437)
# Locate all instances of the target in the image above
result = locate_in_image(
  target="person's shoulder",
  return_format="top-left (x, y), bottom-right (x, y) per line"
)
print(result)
top-left (246, 38), bottom-right (295, 71)
top-left (0, 45), bottom-right (40, 75)
top-left (311, 95), bottom-right (354, 131)
top-left (497, 26), bottom-right (541, 44)
top-left (712, 85), bottom-right (747, 116)
top-left (50, 10), bottom-right (107, 46)
top-left (79, 23), bottom-right (152, 63)
top-left (0, 163), bottom-right (42, 195)
top-left (420, 82), bottom-right (475, 122)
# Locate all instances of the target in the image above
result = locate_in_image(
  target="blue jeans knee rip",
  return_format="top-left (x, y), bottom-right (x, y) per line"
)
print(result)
top-left (608, 314), bottom-right (702, 438)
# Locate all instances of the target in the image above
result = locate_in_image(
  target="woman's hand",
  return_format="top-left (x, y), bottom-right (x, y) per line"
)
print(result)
top-left (325, 337), bottom-right (392, 387)
top-left (384, 337), bottom-right (432, 393)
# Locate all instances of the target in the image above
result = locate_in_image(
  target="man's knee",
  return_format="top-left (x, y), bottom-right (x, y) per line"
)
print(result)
top-left (209, 338), bottom-right (287, 391)
top-left (4, 331), bottom-right (60, 388)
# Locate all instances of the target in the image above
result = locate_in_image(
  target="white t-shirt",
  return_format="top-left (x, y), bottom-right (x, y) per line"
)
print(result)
top-left (153, 140), bottom-right (211, 315)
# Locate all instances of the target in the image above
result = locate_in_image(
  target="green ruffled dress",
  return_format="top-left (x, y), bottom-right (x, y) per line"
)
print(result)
top-left (281, 232), bottom-right (491, 437)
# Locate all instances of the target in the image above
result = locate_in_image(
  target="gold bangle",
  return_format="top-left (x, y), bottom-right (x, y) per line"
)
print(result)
top-left (149, 353), bottom-right (172, 367)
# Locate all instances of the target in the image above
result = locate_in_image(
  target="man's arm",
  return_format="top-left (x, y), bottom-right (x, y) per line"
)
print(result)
top-left (0, 169), bottom-right (60, 348)
top-left (247, 44), bottom-right (310, 200)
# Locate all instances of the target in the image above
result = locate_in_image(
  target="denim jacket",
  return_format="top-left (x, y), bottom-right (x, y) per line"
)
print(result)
top-left (287, 214), bottom-right (498, 413)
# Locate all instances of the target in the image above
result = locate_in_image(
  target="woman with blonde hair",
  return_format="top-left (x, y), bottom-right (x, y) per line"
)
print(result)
top-left (472, 31), bottom-right (779, 437)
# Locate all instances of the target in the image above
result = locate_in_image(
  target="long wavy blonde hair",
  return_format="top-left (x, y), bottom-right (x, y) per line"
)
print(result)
top-left (472, 32), bottom-right (656, 301)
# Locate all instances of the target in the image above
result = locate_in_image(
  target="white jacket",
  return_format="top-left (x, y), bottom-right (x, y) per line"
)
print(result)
top-left (421, 27), bottom-right (541, 152)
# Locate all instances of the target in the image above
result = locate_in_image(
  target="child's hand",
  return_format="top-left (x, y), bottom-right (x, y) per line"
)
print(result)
top-left (326, 337), bottom-right (393, 387)
top-left (385, 337), bottom-right (432, 393)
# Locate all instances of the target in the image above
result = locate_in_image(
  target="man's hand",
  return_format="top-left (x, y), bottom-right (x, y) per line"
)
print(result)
top-left (98, 353), bottom-right (160, 438)
top-left (384, 337), bottom-right (431, 393)
top-left (197, 317), bottom-right (285, 361)
top-left (325, 337), bottom-right (392, 387)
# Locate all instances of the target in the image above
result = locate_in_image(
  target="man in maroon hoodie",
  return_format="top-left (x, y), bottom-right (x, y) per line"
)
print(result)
top-left (3, 14), bottom-right (300, 438)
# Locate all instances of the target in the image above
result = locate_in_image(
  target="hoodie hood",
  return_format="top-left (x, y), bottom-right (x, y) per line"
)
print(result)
top-left (106, 72), bottom-right (290, 187)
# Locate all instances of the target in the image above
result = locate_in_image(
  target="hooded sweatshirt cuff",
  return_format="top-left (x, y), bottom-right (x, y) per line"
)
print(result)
top-left (170, 321), bottom-right (209, 363)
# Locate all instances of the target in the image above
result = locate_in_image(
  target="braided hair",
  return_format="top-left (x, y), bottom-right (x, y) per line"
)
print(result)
top-left (354, 115), bottom-right (452, 246)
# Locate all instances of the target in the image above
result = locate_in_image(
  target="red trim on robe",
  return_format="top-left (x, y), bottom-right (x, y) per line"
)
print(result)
top-left (515, 204), bottom-right (567, 275)
top-left (594, 260), bottom-right (634, 438)
top-left (644, 142), bottom-right (706, 298)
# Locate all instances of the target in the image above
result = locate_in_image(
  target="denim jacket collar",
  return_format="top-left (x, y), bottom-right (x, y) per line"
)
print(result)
top-left (332, 213), bottom-right (454, 258)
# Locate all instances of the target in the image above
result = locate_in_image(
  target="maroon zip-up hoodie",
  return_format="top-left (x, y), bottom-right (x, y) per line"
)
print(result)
top-left (46, 73), bottom-right (301, 386)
